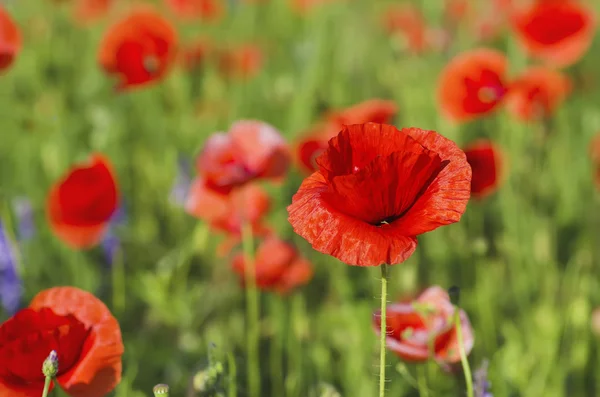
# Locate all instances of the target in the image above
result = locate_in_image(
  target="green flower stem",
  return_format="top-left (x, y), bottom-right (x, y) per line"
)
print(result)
top-left (41, 377), bottom-right (52, 397)
top-left (454, 309), bottom-right (474, 397)
top-left (242, 222), bottom-right (260, 397)
top-left (417, 365), bottom-right (429, 397)
top-left (379, 263), bottom-right (390, 397)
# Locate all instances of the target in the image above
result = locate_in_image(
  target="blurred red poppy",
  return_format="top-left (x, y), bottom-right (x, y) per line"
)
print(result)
top-left (232, 236), bottom-right (313, 294)
top-left (296, 99), bottom-right (398, 174)
top-left (196, 120), bottom-right (290, 193)
top-left (0, 287), bottom-right (123, 397)
top-left (217, 44), bottom-right (263, 79)
top-left (0, 6), bottom-right (20, 72)
top-left (73, 0), bottom-right (113, 24)
top-left (164, 0), bottom-right (223, 21)
top-left (505, 67), bottom-right (571, 121)
top-left (464, 140), bottom-right (505, 199)
top-left (180, 38), bottom-right (213, 70)
top-left (383, 4), bottom-right (428, 53)
top-left (373, 286), bottom-right (474, 363)
top-left (288, 123), bottom-right (471, 267)
top-left (438, 48), bottom-right (508, 122)
top-left (98, 7), bottom-right (178, 91)
top-left (291, 0), bottom-right (337, 14)
top-left (512, 0), bottom-right (595, 67)
top-left (47, 154), bottom-right (118, 249)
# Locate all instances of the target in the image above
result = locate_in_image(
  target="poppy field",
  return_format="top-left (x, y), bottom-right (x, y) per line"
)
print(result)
top-left (2, 0), bottom-right (600, 396)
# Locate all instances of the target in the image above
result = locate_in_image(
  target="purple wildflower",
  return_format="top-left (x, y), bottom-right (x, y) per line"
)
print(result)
top-left (474, 359), bottom-right (492, 397)
top-left (0, 220), bottom-right (22, 315)
top-left (170, 156), bottom-right (192, 206)
top-left (101, 206), bottom-right (127, 267)
top-left (12, 197), bottom-right (35, 241)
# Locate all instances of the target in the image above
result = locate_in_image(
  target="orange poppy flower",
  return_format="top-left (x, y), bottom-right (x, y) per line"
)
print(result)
top-left (383, 4), bottom-right (428, 53)
top-left (373, 286), bottom-right (474, 363)
top-left (232, 235), bottom-right (313, 294)
top-left (0, 6), bottom-right (20, 72)
top-left (164, 0), bottom-right (223, 21)
top-left (196, 120), bottom-right (290, 193)
top-left (0, 287), bottom-right (123, 397)
top-left (98, 7), bottom-right (178, 91)
top-left (512, 0), bottom-right (595, 67)
top-left (288, 123), bottom-right (471, 267)
top-left (505, 66), bottom-right (571, 121)
top-left (438, 48), bottom-right (508, 122)
top-left (73, 0), bottom-right (113, 24)
top-left (217, 44), bottom-right (263, 79)
top-left (185, 179), bottom-right (271, 254)
top-left (179, 38), bottom-right (213, 70)
top-left (464, 140), bottom-right (505, 199)
top-left (47, 154), bottom-right (118, 249)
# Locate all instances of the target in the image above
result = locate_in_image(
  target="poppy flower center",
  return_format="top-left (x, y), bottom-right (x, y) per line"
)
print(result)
top-left (143, 55), bottom-right (160, 74)
top-left (478, 86), bottom-right (502, 104)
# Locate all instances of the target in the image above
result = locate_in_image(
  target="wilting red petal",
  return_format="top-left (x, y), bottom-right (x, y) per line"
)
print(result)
top-left (288, 123), bottom-right (470, 267)
top-left (438, 48), bottom-right (508, 122)
top-left (47, 154), bottom-right (118, 249)
top-left (29, 287), bottom-right (123, 397)
top-left (512, 1), bottom-right (595, 67)
top-left (505, 66), bottom-right (571, 121)
top-left (0, 6), bottom-right (20, 72)
top-left (165, 0), bottom-right (223, 20)
top-left (464, 140), bottom-right (504, 199)
top-left (98, 7), bottom-right (178, 90)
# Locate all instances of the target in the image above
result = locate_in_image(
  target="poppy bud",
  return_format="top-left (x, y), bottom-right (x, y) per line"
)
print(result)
top-left (448, 285), bottom-right (460, 306)
top-left (153, 383), bottom-right (170, 396)
top-left (42, 350), bottom-right (59, 378)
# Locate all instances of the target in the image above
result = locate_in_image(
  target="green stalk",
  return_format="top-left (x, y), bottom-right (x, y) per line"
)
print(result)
top-left (242, 222), bottom-right (260, 397)
top-left (41, 377), bottom-right (52, 397)
top-left (379, 264), bottom-right (390, 397)
top-left (454, 310), bottom-right (474, 397)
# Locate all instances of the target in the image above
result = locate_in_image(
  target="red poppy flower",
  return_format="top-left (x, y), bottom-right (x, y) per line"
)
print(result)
top-left (47, 154), bottom-right (118, 249)
top-left (287, 123), bottom-right (471, 267)
top-left (505, 67), bottom-right (571, 121)
top-left (98, 7), bottom-right (178, 91)
top-left (438, 48), bottom-right (508, 122)
top-left (297, 137), bottom-right (329, 174)
top-left (180, 38), bottom-right (213, 70)
top-left (464, 140), bottom-right (505, 199)
top-left (73, 0), bottom-right (113, 24)
top-left (217, 44), bottom-right (263, 79)
top-left (196, 120), bottom-right (290, 193)
top-left (232, 236), bottom-right (313, 294)
top-left (512, 0), bottom-right (595, 67)
top-left (0, 6), bottom-right (20, 72)
top-left (164, 0), bottom-right (223, 21)
top-left (373, 286), bottom-right (474, 363)
top-left (383, 5), bottom-right (429, 53)
top-left (0, 287), bottom-right (123, 397)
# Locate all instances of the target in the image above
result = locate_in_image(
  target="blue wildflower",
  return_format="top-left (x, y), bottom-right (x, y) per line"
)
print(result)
top-left (101, 206), bottom-right (127, 267)
top-left (12, 197), bottom-right (35, 241)
top-left (474, 359), bottom-right (493, 397)
top-left (170, 156), bottom-right (192, 206)
top-left (0, 220), bottom-right (22, 315)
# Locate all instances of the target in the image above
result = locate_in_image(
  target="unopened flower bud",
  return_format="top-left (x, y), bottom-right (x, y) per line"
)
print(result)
top-left (448, 285), bottom-right (460, 306)
top-left (153, 383), bottom-right (170, 397)
top-left (42, 350), bottom-right (59, 378)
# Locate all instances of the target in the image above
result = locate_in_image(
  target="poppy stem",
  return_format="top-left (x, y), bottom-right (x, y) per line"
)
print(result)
top-left (41, 376), bottom-right (52, 397)
top-left (379, 263), bottom-right (390, 397)
top-left (242, 222), bottom-right (260, 397)
top-left (454, 309), bottom-right (474, 397)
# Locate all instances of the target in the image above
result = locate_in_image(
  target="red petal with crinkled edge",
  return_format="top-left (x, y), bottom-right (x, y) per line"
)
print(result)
top-left (390, 127), bottom-right (471, 236)
top-left (29, 287), bottom-right (123, 397)
top-left (287, 172), bottom-right (418, 266)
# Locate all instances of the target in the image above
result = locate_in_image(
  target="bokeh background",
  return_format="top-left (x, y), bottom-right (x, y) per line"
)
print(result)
top-left (2, 0), bottom-right (600, 396)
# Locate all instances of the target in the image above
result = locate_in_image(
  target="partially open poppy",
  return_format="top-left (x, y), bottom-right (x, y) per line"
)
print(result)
top-left (0, 6), bottom-right (20, 72)
top-left (185, 178), bottom-right (271, 255)
top-left (512, 0), bottom-right (595, 67)
top-left (505, 66), bottom-right (571, 121)
top-left (438, 48), bottom-right (508, 122)
top-left (164, 0), bottom-right (223, 21)
top-left (464, 140), bottom-right (505, 199)
top-left (47, 154), bottom-right (118, 249)
top-left (0, 286), bottom-right (123, 397)
top-left (232, 236), bottom-right (313, 294)
top-left (98, 7), bottom-right (178, 91)
top-left (288, 123), bottom-right (471, 267)
top-left (196, 120), bottom-right (290, 193)
top-left (373, 286), bottom-right (474, 363)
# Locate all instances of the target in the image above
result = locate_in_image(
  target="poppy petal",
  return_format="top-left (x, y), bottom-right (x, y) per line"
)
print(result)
top-left (287, 172), bottom-right (418, 266)
top-left (29, 287), bottom-right (123, 397)
top-left (464, 140), bottom-right (504, 199)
